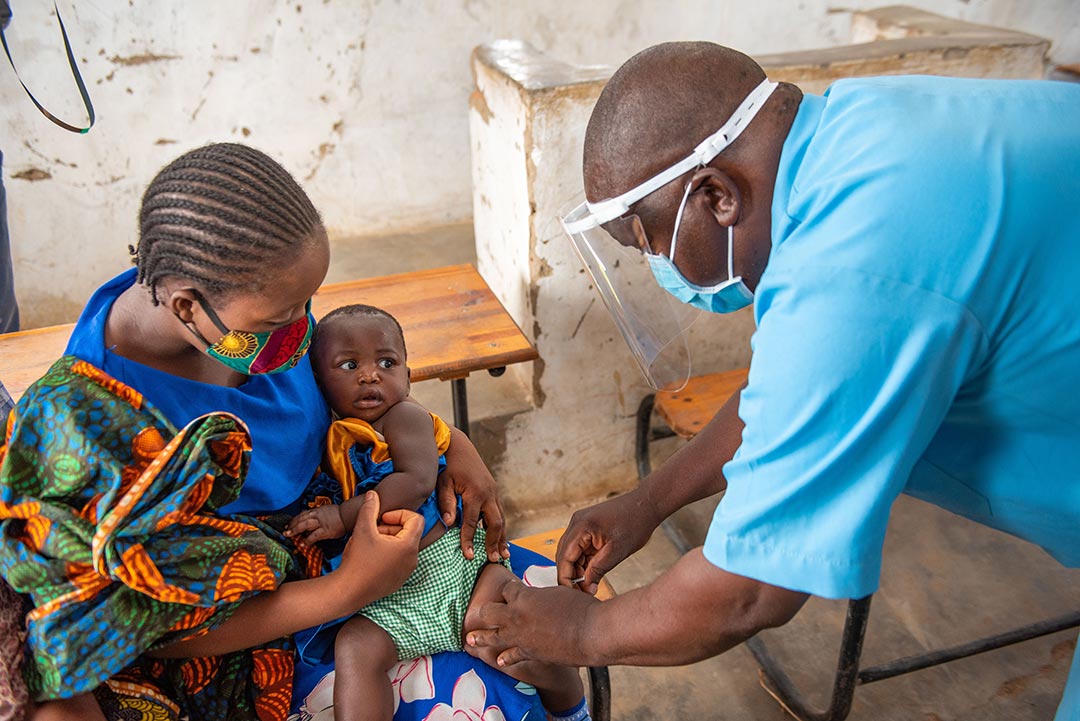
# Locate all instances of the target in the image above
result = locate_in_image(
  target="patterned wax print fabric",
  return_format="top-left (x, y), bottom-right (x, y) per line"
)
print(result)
top-left (0, 356), bottom-right (305, 721)
top-left (289, 542), bottom-right (562, 721)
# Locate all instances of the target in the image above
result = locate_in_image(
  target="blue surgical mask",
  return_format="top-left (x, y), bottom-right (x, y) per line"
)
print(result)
top-left (647, 181), bottom-right (754, 314)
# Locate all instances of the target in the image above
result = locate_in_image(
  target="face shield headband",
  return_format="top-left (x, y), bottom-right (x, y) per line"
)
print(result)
top-left (559, 78), bottom-right (777, 390)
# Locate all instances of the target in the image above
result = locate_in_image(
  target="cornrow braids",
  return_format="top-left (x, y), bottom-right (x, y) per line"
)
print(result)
top-left (311, 304), bottom-right (407, 369)
top-left (131, 143), bottom-right (324, 304)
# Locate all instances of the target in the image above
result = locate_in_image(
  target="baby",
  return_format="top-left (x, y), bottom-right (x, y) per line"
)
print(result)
top-left (286, 304), bottom-right (589, 721)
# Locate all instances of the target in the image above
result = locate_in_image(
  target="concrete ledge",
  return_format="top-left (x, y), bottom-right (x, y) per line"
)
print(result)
top-left (764, 6), bottom-right (1048, 93)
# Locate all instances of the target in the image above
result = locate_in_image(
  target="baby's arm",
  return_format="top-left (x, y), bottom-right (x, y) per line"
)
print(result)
top-left (350, 402), bottom-right (440, 522)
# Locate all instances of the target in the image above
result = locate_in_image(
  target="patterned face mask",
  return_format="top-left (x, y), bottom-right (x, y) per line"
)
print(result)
top-left (183, 293), bottom-right (314, 375)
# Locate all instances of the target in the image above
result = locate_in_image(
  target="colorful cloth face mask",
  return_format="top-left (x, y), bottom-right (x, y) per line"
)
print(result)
top-left (184, 293), bottom-right (314, 375)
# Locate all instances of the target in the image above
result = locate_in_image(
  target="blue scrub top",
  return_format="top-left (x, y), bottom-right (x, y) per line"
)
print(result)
top-left (65, 268), bottom-right (331, 515)
top-left (702, 76), bottom-right (1080, 600)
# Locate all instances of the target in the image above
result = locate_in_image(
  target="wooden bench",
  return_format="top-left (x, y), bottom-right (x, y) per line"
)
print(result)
top-left (511, 527), bottom-right (614, 721)
top-left (635, 368), bottom-right (1080, 721)
top-left (0, 264), bottom-right (537, 435)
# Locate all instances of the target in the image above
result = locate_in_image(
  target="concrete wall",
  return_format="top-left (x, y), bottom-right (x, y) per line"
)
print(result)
top-left (0, 1), bottom-right (1075, 329)
top-left (467, 7), bottom-right (1053, 519)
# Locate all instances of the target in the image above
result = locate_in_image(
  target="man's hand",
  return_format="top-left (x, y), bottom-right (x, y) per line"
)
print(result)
top-left (467, 580), bottom-right (599, 668)
top-left (438, 426), bottom-right (509, 562)
top-left (556, 489), bottom-right (661, 595)
top-left (471, 549), bottom-right (809, 668)
top-left (285, 503), bottom-right (346, 546)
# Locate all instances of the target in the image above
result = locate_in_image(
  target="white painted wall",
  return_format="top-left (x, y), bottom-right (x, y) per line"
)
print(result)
top-left (1, 0), bottom-right (1075, 329)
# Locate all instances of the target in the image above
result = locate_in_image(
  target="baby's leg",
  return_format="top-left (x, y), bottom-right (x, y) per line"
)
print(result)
top-left (464, 564), bottom-right (586, 715)
top-left (334, 616), bottom-right (401, 721)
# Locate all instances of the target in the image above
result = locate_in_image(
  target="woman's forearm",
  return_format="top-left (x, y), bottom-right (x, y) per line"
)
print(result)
top-left (149, 573), bottom-right (368, 658)
top-left (152, 493), bottom-right (423, 659)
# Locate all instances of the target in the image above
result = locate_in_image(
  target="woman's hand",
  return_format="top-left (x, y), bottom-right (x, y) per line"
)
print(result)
top-left (556, 489), bottom-right (661, 596)
top-left (438, 426), bottom-right (509, 562)
top-left (335, 492), bottom-right (424, 603)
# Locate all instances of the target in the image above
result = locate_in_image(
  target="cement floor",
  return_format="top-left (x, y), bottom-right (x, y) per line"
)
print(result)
top-left (329, 223), bottom-right (1080, 720)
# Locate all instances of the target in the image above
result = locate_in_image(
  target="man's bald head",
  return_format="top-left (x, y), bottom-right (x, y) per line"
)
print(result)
top-left (583, 42), bottom-right (767, 202)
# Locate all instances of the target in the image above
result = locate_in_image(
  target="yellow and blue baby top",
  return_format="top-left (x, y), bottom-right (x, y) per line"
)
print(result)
top-left (321, 412), bottom-right (454, 538)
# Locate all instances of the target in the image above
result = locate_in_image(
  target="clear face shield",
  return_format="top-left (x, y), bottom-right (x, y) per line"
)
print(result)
top-left (559, 78), bottom-right (777, 391)
top-left (560, 201), bottom-right (701, 391)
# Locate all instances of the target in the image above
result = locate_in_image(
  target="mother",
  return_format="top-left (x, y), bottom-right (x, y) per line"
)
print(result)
top-left (0, 143), bottom-right (550, 721)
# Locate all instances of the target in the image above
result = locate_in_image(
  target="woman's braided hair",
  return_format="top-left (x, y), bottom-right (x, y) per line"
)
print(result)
top-left (131, 143), bottom-right (324, 304)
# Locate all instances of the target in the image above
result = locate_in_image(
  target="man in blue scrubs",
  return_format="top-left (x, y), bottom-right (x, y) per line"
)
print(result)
top-left (468, 42), bottom-right (1080, 718)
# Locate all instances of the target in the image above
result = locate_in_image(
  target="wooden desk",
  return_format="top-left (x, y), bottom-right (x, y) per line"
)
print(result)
top-left (0, 264), bottom-right (537, 433)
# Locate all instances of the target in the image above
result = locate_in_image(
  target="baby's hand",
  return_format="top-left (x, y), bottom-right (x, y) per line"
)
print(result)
top-left (285, 504), bottom-right (347, 546)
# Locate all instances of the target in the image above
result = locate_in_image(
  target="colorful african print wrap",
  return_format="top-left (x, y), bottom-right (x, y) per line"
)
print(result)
top-left (0, 356), bottom-right (303, 721)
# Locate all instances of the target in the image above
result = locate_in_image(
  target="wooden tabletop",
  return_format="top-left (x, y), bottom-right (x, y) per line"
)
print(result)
top-left (0, 264), bottom-right (537, 403)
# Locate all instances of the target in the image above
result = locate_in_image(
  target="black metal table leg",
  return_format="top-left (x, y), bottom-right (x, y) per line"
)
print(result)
top-left (746, 597), bottom-right (872, 721)
top-left (452, 377), bottom-right (470, 437)
top-left (636, 394), bottom-right (657, 480)
top-left (857, 610), bottom-right (1080, 685)
top-left (587, 665), bottom-right (612, 721)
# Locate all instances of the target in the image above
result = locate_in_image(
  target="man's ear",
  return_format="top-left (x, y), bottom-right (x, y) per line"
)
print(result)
top-left (691, 167), bottom-right (741, 227)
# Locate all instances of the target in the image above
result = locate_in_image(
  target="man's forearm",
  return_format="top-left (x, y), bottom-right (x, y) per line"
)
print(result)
top-left (579, 549), bottom-right (806, 667)
top-left (640, 389), bottom-right (744, 522)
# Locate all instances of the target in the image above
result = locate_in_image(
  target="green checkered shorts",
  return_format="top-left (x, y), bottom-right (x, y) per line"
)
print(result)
top-left (359, 526), bottom-right (508, 660)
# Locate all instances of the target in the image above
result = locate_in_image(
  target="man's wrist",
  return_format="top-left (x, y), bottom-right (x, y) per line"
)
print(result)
top-left (634, 483), bottom-right (667, 532)
top-left (575, 594), bottom-right (610, 667)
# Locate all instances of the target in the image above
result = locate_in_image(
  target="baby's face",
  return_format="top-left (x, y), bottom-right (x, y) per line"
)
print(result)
top-left (314, 315), bottom-right (410, 422)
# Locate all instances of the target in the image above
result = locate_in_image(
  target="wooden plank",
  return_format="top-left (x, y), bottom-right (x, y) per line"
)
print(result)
top-left (653, 367), bottom-right (749, 439)
top-left (0, 264), bottom-right (537, 403)
top-left (512, 527), bottom-right (615, 601)
top-left (0, 325), bottom-right (72, 405)
top-left (312, 265), bottom-right (538, 383)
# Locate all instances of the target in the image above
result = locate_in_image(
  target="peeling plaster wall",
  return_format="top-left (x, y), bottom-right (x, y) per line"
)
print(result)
top-left (1, 0), bottom-right (1075, 329)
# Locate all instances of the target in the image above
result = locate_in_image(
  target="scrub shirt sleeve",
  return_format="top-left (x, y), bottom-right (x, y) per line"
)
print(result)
top-left (703, 266), bottom-right (987, 599)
